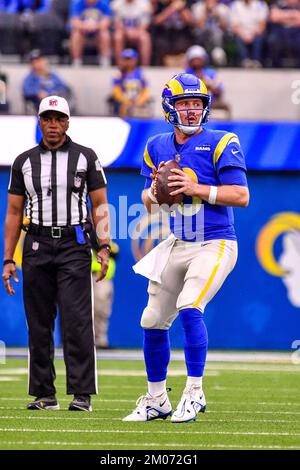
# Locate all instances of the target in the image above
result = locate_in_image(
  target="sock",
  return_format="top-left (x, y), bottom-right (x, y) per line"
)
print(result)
top-left (179, 308), bottom-right (208, 378)
top-left (143, 329), bottom-right (170, 382)
top-left (186, 376), bottom-right (203, 389)
top-left (148, 380), bottom-right (166, 397)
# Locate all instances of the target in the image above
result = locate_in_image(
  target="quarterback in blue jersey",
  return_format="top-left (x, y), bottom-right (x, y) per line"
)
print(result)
top-left (123, 73), bottom-right (249, 423)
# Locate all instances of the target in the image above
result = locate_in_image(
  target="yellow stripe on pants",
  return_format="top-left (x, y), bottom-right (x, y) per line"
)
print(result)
top-left (192, 240), bottom-right (226, 309)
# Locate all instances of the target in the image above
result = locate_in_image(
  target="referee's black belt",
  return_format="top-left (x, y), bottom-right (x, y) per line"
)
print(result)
top-left (27, 224), bottom-right (77, 239)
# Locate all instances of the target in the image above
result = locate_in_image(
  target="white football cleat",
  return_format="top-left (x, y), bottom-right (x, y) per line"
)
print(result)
top-left (123, 391), bottom-right (172, 422)
top-left (171, 386), bottom-right (206, 423)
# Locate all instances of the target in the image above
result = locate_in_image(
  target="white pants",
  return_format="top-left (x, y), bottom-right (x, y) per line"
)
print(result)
top-left (141, 239), bottom-right (238, 330)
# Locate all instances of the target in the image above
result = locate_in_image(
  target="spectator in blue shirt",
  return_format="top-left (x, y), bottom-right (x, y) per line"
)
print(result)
top-left (23, 49), bottom-right (72, 112)
top-left (70, 0), bottom-right (112, 66)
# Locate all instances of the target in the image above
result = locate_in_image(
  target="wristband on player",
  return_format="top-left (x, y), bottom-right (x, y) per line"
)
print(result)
top-left (3, 259), bottom-right (16, 266)
top-left (208, 186), bottom-right (218, 205)
top-left (148, 187), bottom-right (158, 203)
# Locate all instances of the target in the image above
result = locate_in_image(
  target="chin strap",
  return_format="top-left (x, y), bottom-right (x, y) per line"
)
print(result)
top-left (177, 124), bottom-right (200, 135)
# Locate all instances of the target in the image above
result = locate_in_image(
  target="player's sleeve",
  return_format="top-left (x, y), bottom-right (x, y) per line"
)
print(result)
top-left (86, 149), bottom-right (107, 192)
top-left (214, 132), bottom-right (247, 174)
top-left (8, 156), bottom-right (26, 196)
top-left (141, 139), bottom-right (157, 180)
top-left (218, 167), bottom-right (248, 187)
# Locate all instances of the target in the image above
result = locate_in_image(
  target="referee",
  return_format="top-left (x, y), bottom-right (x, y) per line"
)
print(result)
top-left (2, 96), bottom-right (110, 412)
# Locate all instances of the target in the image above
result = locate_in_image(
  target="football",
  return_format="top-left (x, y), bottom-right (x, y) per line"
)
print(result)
top-left (155, 160), bottom-right (184, 207)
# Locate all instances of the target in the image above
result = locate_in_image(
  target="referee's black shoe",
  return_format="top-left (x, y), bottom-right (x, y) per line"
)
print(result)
top-left (27, 396), bottom-right (60, 410)
top-left (68, 395), bottom-right (92, 412)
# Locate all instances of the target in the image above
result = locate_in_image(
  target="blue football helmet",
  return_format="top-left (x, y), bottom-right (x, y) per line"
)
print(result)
top-left (162, 73), bottom-right (211, 134)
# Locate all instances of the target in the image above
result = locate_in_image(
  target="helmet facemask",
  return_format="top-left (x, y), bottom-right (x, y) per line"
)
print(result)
top-left (175, 99), bottom-right (205, 135)
top-left (161, 73), bottom-right (211, 133)
top-left (162, 94), bottom-right (210, 135)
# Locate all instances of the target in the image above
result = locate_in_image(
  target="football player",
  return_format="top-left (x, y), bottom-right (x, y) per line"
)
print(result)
top-left (123, 73), bottom-right (249, 423)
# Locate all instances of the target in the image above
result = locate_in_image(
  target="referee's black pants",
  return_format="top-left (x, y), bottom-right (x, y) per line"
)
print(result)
top-left (22, 232), bottom-right (97, 397)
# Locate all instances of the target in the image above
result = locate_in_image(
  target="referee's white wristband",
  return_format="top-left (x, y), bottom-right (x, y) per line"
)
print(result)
top-left (208, 185), bottom-right (218, 205)
top-left (148, 187), bottom-right (158, 203)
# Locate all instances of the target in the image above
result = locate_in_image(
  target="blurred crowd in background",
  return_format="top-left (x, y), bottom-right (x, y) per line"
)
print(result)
top-left (0, 0), bottom-right (299, 118)
top-left (0, 0), bottom-right (299, 68)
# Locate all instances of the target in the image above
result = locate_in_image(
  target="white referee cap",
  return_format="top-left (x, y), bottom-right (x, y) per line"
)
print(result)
top-left (38, 95), bottom-right (70, 118)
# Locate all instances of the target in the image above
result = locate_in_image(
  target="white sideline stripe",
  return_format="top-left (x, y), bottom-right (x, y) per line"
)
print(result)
top-left (1, 441), bottom-right (299, 449)
top-left (0, 377), bottom-right (21, 382)
top-left (0, 428), bottom-right (299, 437)
top-left (0, 416), bottom-right (299, 424)
top-left (0, 407), bottom-right (128, 411)
top-left (212, 386), bottom-right (300, 392)
top-left (1, 364), bottom-right (300, 374)
top-left (5, 348), bottom-right (294, 364)
top-left (0, 397), bottom-right (300, 407)
top-left (1, 405), bottom-right (300, 415)
top-left (0, 369), bottom-right (220, 377)
top-left (54, 384), bottom-right (300, 392)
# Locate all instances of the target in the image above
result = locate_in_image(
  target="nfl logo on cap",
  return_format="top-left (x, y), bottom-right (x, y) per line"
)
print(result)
top-left (49, 98), bottom-right (58, 107)
top-left (38, 95), bottom-right (70, 118)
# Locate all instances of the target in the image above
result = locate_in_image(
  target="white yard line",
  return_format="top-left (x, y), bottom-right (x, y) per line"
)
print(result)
top-left (0, 369), bottom-right (219, 377)
top-left (0, 377), bottom-right (21, 382)
top-left (0, 440), bottom-right (299, 449)
top-left (5, 348), bottom-right (294, 364)
top-left (1, 364), bottom-right (300, 375)
top-left (0, 405), bottom-right (300, 415)
top-left (0, 416), bottom-right (299, 425)
top-left (0, 428), bottom-right (299, 437)
top-left (0, 397), bottom-right (300, 407)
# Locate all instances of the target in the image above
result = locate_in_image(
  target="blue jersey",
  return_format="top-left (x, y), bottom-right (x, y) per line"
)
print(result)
top-left (70, 0), bottom-right (111, 18)
top-left (141, 128), bottom-right (247, 242)
top-left (23, 72), bottom-right (68, 99)
top-left (112, 68), bottom-right (148, 100)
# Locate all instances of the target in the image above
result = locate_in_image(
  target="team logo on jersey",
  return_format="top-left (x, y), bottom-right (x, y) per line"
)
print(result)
top-left (74, 176), bottom-right (82, 188)
top-left (256, 212), bottom-right (300, 309)
top-left (32, 242), bottom-right (39, 251)
top-left (195, 145), bottom-right (210, 151)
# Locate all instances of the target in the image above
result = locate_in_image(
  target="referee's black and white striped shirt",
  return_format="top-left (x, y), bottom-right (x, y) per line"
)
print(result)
top-left (8, 136), bottom-right (107, 227)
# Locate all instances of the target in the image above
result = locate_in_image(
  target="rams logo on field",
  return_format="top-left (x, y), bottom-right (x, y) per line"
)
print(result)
top-left (256, 212), bottom-right (300, 308)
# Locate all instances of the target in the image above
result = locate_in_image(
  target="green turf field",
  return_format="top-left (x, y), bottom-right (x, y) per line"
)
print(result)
top-left (0, 355), bottom-right (300, 450)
